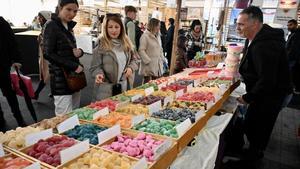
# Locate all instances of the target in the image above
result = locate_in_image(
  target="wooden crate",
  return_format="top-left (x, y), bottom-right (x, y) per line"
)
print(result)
top-left (57, 146), bottom-right (139, 169)
top-left (96, 129), bottom-right (178, 169)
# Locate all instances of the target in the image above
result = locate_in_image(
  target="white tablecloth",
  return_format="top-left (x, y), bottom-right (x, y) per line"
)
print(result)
top-left (170, 113), bottom-right (233, 169)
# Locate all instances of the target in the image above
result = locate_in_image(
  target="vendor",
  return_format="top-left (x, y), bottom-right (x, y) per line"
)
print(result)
top-left (186, 20), bottom-right (204, 61)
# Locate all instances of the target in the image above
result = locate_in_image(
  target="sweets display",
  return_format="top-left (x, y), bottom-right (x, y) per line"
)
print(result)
top-left (31, 115), bottom-right (69, 130)
top-left (151, 90), bottom-right (175, 98)
top-left (69, 108), bottom-right (98, 121)
top-left (116, 104), bottom-right (149, 116)
top-left (151, 108), bottom-right (198, 123)
top-left (132, 95), bottom-right (164, 105)
top-left (94, 112), bottom-right (133, 128)
top-left (87, 99), bottom-right (118, 112)
top-left (124, 89), bottom-right (145, 97)
top-left (110, 95), bottom-right (131, 102)
top-left (171, 80), bottom-right (194, 86)
top-left (0, 126), bottom-right (42, 149)
top-left (63, 124), bottom-right (108, 145)
top-left (62, 148), bottom-right (135, 169)
top-left (188, 86), bottom-right (220, 95)
top-left (161, 84), bottom-right (186, 92)
top-left (170, 101), bottom-right (207, 110)
top-left (177, 91), bottom-right (215, 103)
top-left (0, 156), bottom-right (32, 169)
top-left (136, 83), bottom-right (158, 91)
top-left (201, 78), bottom-right (232, 87)
top-left (26, 135), bottom-right (76, 167)
top-left (225, 45), bottom-right (243, 77)
top-left (102, 133), bottom-right (163, 161)
top-left (205, 52), bottom-right (225, 67)
top-left (133, 119), bottom-right (179, 138)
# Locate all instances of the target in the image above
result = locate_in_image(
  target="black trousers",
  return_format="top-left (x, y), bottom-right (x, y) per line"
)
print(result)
top-left (244, 95), bottom-right (285, 152)
top-left (0, 69), bottom-right (24, 125)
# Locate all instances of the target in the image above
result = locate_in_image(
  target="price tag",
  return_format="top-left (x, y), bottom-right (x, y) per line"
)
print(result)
top-left (131, 115), bottom-right (145, 126)
top-left (168, 78), bottom-right (175, 85)
top-left (216, 62), bottom-right (225, 69)
top-left (131, 94), bottom-right (143, 102)
top-left (147, 100), bottom-right (161, 115)
top-left (0, 144), bottom-right (5, 157)
top-left (131, 157), bottom-right (148, 169)
top-left (60, 140), bottom-right (89, 164)
top-left (93, 107), bottom-right (109, 120)
top-left (195, 111), bottom-right (205, 121)
top-left (153, 139), bottom-right (172, 160)
top-left (145, 87), bottom-right (155, 96)
top-left (175, 89), bottom-right (184, 98)
top-left (157, 82), bottom-right (167, 90)
top-left (193, 79), bottom-right (201, 87)
top-left (24, 162), bottom-right (41, 169)
top-left (175, 118), bottom-right (192, 137)
top-left (187, 84), bottom-right (193, 92)
top-left (214, 93), bottom-right (222, 102)
top-left (97, 125), bottom-right (121, 145)
top-left (207, 101), bottom-right (214, 110)
top-left (219, 84), bottom-right (227, 93)
top-left (163, 96), bottom-right (173, 107)
top-left (25, 129), bottom-right (53, 146)
top-left (57, 115), bottom-right (80, 133)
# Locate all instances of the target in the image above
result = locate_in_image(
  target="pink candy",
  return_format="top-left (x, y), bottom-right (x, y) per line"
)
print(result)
top-left (102, 133), bottom-right (163, 161)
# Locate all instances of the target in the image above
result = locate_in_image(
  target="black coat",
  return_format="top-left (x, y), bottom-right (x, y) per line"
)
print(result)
top-left (286, 28), bottom-right (300, 63)
top-left (166, 24), bottom-right (174, 53)
top-left (239, 24), bottom-right (293, 103)
top-left (0, 17), bottom-right (21, 72)
top-left (43, 14), bottom-right (83, 95)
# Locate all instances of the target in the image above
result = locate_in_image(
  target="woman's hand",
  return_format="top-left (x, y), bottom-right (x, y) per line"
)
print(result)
top-left (75, 65), bottom-right (83, 73)
top-left (124, 68), bottom-right (133, 78)
top-left (95, 74), bottom-right (104, 84)
top-left (73, 48), bottom-right (83, 58)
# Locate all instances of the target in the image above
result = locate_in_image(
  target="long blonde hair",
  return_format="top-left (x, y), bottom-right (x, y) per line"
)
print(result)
top-left (99, 14), bottom-right (133, 52)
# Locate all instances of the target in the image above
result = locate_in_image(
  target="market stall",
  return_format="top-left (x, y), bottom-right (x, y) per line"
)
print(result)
top-left (0, 57), bottom-right (241, 168)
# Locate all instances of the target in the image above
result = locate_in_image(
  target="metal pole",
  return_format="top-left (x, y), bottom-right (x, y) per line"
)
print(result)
top-left (217, 0), bottom-right (228, 49)
top-left (169, 0), bottom-right (182, 75)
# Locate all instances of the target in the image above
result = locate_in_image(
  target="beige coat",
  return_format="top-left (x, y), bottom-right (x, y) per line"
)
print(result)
top-left (37, 32), bottom-right (49, 82)
top-left (90, 43), bottom-right (138, 101)
top-left (138, 30), bottom-right (164, 77)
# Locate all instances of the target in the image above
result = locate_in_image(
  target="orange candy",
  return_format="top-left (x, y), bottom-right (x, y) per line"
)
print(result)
top-left (94, 112), bottom-right (132, 128)
top-left (0, 156), bottom-right (31, 169)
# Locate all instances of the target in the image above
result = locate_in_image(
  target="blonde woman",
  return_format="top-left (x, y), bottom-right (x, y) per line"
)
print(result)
top-left (90, 14), bottom-right (138, 100)
top-left (138, 18), bottom-right (164, 83)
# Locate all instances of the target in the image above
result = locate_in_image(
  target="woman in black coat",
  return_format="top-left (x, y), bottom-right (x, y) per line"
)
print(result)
top-left (43, 0), bottom-right (84, 116)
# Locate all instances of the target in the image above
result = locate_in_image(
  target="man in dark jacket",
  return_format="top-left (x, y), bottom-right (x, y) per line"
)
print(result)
top-left (166, 18), bottom-right (175, 67)
top-left (286, 19), bottom-right (300, 94)
top-left (235, 6), bottom-right (292, 168)
top-left (0, 16), bottom-right (26, 129)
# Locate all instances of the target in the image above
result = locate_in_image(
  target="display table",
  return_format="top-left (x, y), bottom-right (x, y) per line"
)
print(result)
top-left (1, 67), bottom-right (241, 169)
top-left (15, 30), bottom-right (40, 75)
top-left (170, 113), bottom-right (233, 169)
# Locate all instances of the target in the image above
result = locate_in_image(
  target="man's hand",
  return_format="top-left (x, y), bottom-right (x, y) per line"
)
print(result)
top-left (124, 68), bottom-right (133, 78)
top-left (75, 65), bottom-right (83, 73)
top-left (95, 74), bottom-right (104, 84)
top-left (73, 48), bottom-right (83, 58)
top-left (237, 96), bottom-right (247, 105)
top-left (12, 63), bottom-right (22, 70)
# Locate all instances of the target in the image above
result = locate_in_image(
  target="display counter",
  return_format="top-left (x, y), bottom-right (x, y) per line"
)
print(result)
top-left (1, 66), bottom-right (240, 169)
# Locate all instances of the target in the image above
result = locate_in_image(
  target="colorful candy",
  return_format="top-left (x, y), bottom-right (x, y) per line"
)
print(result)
top-left (102, 133), bottom-right (163, 161)
top-left (63, 124), bottom-right (107, 145)
top-left (133, 119), bottom-right (179, 138)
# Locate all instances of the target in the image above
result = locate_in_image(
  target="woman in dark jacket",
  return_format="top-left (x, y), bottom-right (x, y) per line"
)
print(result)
top-left (186, 20), bottom-right (204, 61)
top-left (43, 0), bottom-right (84, 116)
